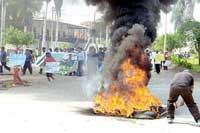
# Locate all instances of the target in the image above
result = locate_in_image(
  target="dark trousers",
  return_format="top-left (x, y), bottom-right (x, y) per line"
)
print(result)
top-left (167, 85), bottom-right (200, 122)
top-left (0, 62), bottom-right (10, 73)
top-left (163, 66), bottom-right (168, 70)
top-left (23, 61), bottom-right (32, 75)
top-left (155, 64), bottom-right (161, 74)
top-left (77, 60), bottom-right (84, 76)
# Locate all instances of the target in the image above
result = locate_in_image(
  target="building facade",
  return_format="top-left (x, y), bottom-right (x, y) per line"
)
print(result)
top-left (32, 19), bottom-right (89, 45)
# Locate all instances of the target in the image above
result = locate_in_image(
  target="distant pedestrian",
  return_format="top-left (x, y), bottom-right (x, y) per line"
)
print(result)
top-left (76, 47), bottom-right (85, 76)
top-left (45, 52), bottom-right (56, 81)
top-left (154, 51), bottom-right (161, 74)
top-left (163, 49), bottom-right (171, 70)
top-left (167, 70), bottom-right (200, 126)
top-left (0, 47), bottom-right (11, 73)
top-left (23, 49), bottom-right (33, 75)
top-left (146, 49), bottom-right (153, 62)
top-left (42, 47), bottom-right (46, 54)
top-left (97, 47), bottom-right (105, 73)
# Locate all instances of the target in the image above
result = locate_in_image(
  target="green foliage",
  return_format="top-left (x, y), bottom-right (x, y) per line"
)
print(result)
top-left (4, 26), bottom-right (35, 47)
top-left (6, 0), bottom-right (43, 31)
top-left (171, 55), bottom-right (200, 72)
top-left (60, 42), bottom-right (72, 49)
top-left (178, 20), bottom-right (200, 65)
top-left (153, 33), bottom-right (185, 51)
top-left (96, 38), bottom-right (111, 47)
top-left (171, 55), bottom-right (192, 69)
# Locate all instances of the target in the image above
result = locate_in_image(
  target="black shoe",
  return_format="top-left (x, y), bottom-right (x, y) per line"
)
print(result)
top-left (167, 118), bottom-right (174, 124)
top-left (196, 119), bottom-right (200, 127)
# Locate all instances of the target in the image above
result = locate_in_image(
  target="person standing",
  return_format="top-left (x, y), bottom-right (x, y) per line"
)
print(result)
top-left (167, 70), bottom-right (200, 126)
top-left (45, 52), bottom-right (56, 81)
top-left (0, 47), bottom-right (11, 73)
top-left (76, 47), bottom-right (85, 77)
top-left (97, 47), bottom-right (105, 73)
top-left (163, 49), bottom-right (170, 70)
top-left (23, 49), bottom-right (33, 75)
top-left (154, 51), bottom-right (161, 74)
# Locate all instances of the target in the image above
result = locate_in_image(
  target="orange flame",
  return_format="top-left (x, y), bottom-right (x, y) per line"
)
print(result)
top-left (94, 59), bottom-right (161, 117)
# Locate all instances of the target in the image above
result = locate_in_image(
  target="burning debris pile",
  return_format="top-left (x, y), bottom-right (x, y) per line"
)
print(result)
top-left (85, 0), bottom-right (176, 118)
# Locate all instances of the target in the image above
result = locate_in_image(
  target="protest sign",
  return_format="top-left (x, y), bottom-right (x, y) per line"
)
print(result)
top-left (45, 62), bottom-right (60, 73)
top-left (8, 54), bottom-right (26, 68)
top-left (35, 52), bottom-right (78, 75)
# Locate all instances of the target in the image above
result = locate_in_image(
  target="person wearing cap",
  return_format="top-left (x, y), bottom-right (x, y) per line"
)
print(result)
top-left (167, 70), bottom-right (200, 126)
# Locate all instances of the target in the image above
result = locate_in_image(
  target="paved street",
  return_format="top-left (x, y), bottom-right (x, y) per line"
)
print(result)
top-left (0, 66), bottom-right (200, 132)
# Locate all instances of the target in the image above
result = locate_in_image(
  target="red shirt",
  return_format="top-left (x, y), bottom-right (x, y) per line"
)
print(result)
top-left (45, 57), bottom-right (56, 63)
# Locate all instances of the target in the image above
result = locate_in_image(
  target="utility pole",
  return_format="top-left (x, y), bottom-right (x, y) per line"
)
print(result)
top-left (163, 13), bottom-right (168, 53)
top-left (42, 1), bottom-right (49, 49)
top-left (55, 14), bottom-right (59, 48)
top-left (93, 10), bottom-right (96, 46)
top-left (0, 0), bottom-right (4, 46)
top-left (51, 7), bottom-right (55, 49)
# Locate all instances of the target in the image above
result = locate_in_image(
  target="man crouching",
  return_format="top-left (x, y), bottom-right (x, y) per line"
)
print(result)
top-left (167, 70), bottom-right (200, 126)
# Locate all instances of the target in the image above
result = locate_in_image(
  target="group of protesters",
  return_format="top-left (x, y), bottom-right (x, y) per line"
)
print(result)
top-left (146, 49), bottom-right (171, 74)
top-left (0, 47), bottom-right (35, 76)
top-left (0, 47), bottom-right (106, 81)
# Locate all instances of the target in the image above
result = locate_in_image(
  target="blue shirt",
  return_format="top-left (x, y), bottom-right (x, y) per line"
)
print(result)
top-left (77, 51), bottom-right (85, 61)
top-left (25, 52), bottom-right (32, 62)
top-left (0, 51), bottom-right (7, 62)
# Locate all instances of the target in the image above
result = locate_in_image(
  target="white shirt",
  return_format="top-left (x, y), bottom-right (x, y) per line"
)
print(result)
top-left (77, 51), bottom-right (85, 61)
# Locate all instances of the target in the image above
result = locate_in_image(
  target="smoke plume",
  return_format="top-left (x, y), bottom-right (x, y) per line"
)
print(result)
top-left (85, 0), bottom-right (176, 82)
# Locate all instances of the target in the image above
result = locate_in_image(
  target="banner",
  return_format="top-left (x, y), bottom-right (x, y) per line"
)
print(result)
top-left (51, 53), bottom-right (66, 62)
top-left (8, 54), bottom-right (26, 68)
top-left (45, 62), bottom-right (60, 73)
top-left (35, 52), bottom-right (78, 75)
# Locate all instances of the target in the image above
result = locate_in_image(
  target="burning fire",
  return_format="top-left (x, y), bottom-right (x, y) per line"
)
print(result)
top-left (94, 58), bottom-right (161, 117)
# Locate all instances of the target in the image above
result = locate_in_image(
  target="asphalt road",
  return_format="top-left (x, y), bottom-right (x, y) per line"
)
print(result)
top-left (0, 65), bottom-right (200, 132)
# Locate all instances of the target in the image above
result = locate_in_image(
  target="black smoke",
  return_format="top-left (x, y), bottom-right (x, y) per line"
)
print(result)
top-left (85, 0), bottom-right (176, 82)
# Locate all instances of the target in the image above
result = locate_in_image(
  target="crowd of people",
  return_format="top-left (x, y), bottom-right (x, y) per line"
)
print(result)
top-left (0, 46), bottom-right (107, 81)
top-left (146, 49), bottom-right (171, 74)
top-left (1, 46), bottom-right (200, 126)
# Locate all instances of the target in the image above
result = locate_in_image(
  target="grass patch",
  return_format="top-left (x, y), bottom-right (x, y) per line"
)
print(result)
top-left (171, 55), bottom-right (200, 73)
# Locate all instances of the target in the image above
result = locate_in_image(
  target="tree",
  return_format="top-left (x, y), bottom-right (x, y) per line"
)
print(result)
top-left (6, 0), bottom-right (43, 31)
top-left (4, 26), bottom-right (35, 48)
top-left (178, 20), bottom-right (200, 65)
top-left (54, 0), bottom-right (63, 17)
top-left (171, 0), bottom-right (200, 30)
top-left (153, 33), bottom-right (185, 51)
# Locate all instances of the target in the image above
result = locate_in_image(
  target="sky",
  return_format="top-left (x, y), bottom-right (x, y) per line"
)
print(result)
top-left (41, 0), bottom-right (101, 25)
top-left (41, 1), bottom-right (200, 36)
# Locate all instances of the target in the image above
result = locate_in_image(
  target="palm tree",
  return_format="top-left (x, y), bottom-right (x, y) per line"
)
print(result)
top-left (53, 0), bottom-right (63, 47)
top-left (172, 0), bottom-right (200, 30)
top-left (54, 0), bottom-right (63, 17)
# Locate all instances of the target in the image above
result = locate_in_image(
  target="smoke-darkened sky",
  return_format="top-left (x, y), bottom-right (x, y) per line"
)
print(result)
top-left (39, 1), bottom-right (200, 36)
